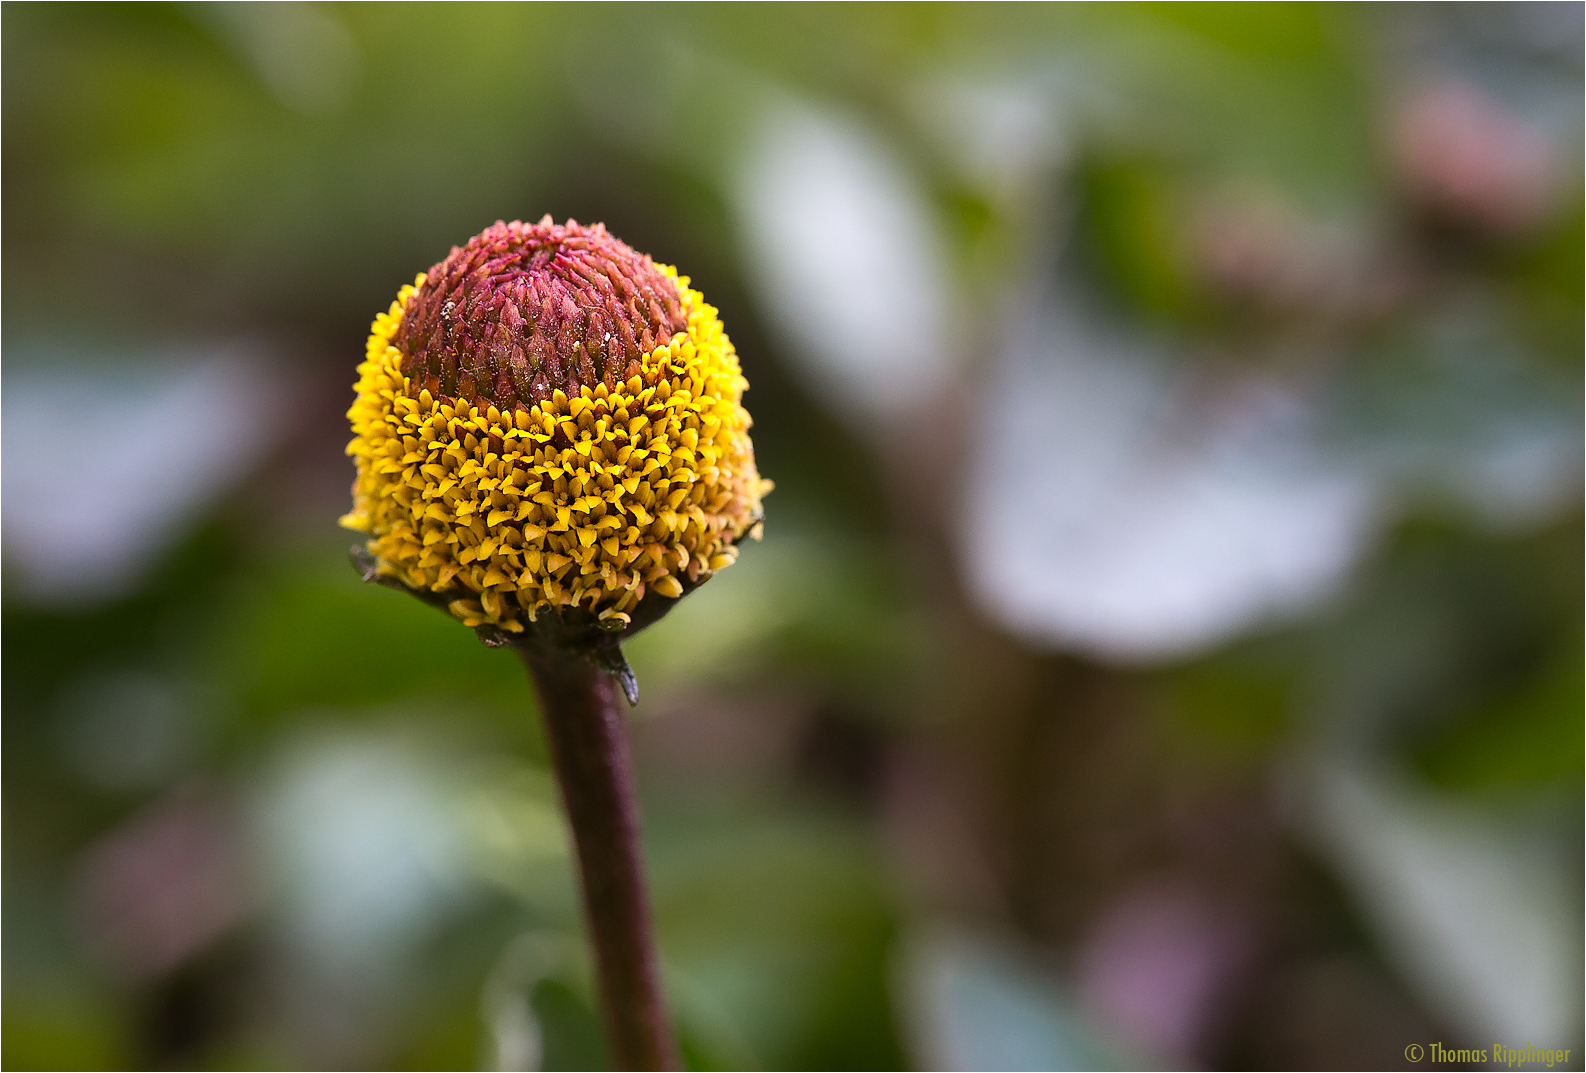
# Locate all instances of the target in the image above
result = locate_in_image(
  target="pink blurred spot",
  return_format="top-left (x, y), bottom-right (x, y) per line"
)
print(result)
top-left (1193, 191), bottom-right (1406, 319)
top-left (1077, 880), bottom-right (1253, 1067)
top-left (1392, 81), bottom-right (1559, 234)
top-left (73, 788), bottom-right (249, 980)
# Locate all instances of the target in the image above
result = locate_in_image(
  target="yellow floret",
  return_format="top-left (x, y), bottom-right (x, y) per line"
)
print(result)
top-left (343, 268), bottom-right (770, 632)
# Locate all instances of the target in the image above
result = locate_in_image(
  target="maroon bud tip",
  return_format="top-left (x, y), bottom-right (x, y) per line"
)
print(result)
top-left (395, 220), bottom-right (688, 410)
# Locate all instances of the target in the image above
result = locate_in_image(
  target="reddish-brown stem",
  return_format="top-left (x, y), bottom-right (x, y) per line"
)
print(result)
top-left (518, 649), bottom-right (680, 1072)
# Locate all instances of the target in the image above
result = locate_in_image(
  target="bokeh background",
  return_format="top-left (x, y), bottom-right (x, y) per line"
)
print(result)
top-left (4, 4), bottom-right (1582, 1070)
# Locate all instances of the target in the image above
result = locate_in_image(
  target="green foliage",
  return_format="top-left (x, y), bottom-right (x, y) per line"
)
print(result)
top-left (1414, 632), bottom-right (1585, 794)
top-left (1073, 157), bottom-right (1202, 324)
top-left (1, 992), bottom-right (128, 1072)
top-left (201, 542), bottom-right (531, 733)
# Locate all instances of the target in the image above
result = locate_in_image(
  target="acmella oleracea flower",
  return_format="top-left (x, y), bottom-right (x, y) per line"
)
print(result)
top-left (342, 219), bottom-right (769, 1069)
top-left (342, 218), bottom-right (770, 640)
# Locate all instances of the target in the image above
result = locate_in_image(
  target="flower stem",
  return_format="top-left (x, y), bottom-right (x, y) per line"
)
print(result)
top-left (518, 648), bottom-right (680, 1071)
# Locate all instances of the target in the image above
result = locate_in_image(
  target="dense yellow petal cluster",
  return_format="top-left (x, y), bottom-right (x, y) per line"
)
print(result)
top-left (342, 266), bottom-right (769, 633)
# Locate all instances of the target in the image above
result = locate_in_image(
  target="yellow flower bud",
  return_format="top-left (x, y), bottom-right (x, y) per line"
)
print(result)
top-left (344, 218), bottom-right (770, 639)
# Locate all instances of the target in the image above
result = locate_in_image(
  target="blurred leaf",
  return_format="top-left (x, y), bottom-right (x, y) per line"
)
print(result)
top-left (1160, 653), bottom-right (1296, 768)
top-left (1072, 157), bottom-right (1201, 324)
top-left (531, 978), bottom-right (608, 1072)
top-left (648, 798), bottom-right (907, 1070)
top-left (900, 931), bottom-right (1131, 1071)
top-left (1115, 3), bottom-right (1380, 203)
top-left (1137, 1), bottom-right (1340, 59)
top-left (1302, 758), bottom-right (1580, 1045)
top-left (203, 545), bottom-right (532, 743)
top-left (625, 524), bottom-right (918, 706)
top-left (0, 991), bottom-right (129, 1072)
top-left (1497, 209), bottom-right (1586, 368)
top-left (1413, 628), bottom-right (1585, 794)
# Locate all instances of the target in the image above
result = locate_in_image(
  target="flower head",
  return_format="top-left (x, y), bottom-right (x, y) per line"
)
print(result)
top-left (343, 218), bottom-right (769, 640)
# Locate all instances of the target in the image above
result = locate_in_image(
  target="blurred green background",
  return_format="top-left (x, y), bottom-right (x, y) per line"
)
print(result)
top-left (3, 3), bottom-right (1581, 1070)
